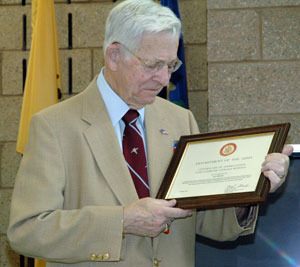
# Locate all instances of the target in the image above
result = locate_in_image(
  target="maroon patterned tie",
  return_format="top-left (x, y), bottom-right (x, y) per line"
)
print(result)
top-left (122, 110), bottom-right (150, 198)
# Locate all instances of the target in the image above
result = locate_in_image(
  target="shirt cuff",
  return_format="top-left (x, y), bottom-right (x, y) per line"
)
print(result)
top-left (236, 206), bottom-right (257, 227)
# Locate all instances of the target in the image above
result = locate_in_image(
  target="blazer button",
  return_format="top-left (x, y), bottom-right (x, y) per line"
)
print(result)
top-left (103, 252), bottom-right (110, 260)
top-left (153, 258), bottom-right (160, 267)
top-left (90, 253), bottom-right (97, 261)
top-left (96, 254), bottom-right (104, 261)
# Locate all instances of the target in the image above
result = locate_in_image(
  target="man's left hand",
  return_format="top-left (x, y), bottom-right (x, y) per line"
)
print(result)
top-left (261, 145), bottom-right (293, 193)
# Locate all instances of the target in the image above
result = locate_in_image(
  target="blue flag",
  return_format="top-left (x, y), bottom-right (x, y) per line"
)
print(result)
top-left (160, 0), bottom-right (189, 108)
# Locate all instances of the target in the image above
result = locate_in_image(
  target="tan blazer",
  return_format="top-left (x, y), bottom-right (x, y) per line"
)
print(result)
top-left (8, 78), bottom-right (257, 267)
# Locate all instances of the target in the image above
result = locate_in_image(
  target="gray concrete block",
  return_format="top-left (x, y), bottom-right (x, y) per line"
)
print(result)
top-left (0, 234), bottom-right (19, 267)
top-left (208, 114), bottom-right (300, 144)
top-left (185, 45), bottom-right (208, 91)
top-left (0, 97), bottom-right (22, 142)
top-left (0, 190), bottom-right (12, 234)
top-left (208, 10), bottom-right (260, 61)
top-left (262, 8), bottom-right (300, 60)
top-left (68, 3), bottom-right (114, 48)
top-left (92, 48), bottom-right (105, 78)
top-left (1, 143), bottom-right (21, 188)
top-left (208, 62), bottom-right (300, 115)
top-left (208, 0), bottom-right (300, 9)
top-left (2, 51), bottom-right (29, 96)
top-left (180, 0), bottom-right (207, 44)
top-left (188, 90), bottom-right (208, 133)
top-left (60, 49), bottom-right (92, 95)
top-left (0, 5), bottom-right (30, 50)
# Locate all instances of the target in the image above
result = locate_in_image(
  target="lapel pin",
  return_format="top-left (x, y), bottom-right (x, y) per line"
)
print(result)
top-left (160, 129), bottom-right (168, 135)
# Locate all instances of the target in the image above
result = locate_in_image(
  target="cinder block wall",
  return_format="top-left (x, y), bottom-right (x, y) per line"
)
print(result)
top-left (207, 0), bottom-right (300, 143)
top-left (0, 0), bottom-right (207, 266)
top-left (1, 0), bottom-right (300, 266)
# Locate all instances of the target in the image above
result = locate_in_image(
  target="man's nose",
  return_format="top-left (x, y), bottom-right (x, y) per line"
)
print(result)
top-left (154, 65), bottom-right (171, 87)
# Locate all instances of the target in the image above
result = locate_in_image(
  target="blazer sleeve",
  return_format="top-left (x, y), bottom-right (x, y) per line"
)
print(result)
top-left (7, 114), bottom-right (124, 263)
top-left (188, 109), bottom-right (200, 135)
top-left (196, 207), bottom-right (258, 241)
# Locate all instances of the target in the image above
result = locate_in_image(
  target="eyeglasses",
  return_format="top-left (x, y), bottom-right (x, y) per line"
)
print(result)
top-left (119, 43), bottom-right (182, 74)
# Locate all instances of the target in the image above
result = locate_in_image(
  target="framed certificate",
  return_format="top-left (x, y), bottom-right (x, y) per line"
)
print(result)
top-left (156, 123), bottom-right (290, 210)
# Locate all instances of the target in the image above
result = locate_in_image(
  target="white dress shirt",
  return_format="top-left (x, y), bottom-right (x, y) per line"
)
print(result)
top-left (96, 68), bottom-right (146, 151)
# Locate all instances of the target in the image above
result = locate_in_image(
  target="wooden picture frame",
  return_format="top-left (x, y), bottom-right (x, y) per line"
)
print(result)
top-left (156, 123), bottom-right (290, 210)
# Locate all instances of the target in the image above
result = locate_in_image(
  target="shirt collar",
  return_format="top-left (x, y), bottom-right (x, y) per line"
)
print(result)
top-left (96, 68), bottom-right (145, 126)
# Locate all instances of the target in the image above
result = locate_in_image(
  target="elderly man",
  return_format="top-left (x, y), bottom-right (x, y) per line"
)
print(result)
top-left (8, 1), bottom-right (292, 267)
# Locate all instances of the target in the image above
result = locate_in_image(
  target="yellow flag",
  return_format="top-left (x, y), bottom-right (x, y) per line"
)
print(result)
top-left (16, 0), bottom-right (61, 154)
top-left (34, 258), bottom-right (46, 267)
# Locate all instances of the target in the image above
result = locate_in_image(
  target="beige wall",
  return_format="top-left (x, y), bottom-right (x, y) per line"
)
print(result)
top-left (207, 0), bottom-right (300, 143)
top-left (0, 0), bottom-right (299, 266)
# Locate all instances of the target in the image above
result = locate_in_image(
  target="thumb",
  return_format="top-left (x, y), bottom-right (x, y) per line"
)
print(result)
top-left (165, 199), bottom-right (177, 207)
top-left (282, 145), bottom-right (293, 156)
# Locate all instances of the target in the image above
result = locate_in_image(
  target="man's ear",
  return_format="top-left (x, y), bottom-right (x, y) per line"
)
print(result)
top-left (105, 43), bottom-right (121, 71)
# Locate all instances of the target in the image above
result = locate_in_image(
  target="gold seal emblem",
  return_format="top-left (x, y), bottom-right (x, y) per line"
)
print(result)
top-left (220, 143), bottom-right (237, 156)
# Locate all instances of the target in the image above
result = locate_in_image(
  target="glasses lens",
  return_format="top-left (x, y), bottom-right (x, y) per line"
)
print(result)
top-left (152, 59), bottom-right (182, 73)
top-left (171, 59), bottom-right (182, 73)
top-left (120, 43), bottom-right (182, 74)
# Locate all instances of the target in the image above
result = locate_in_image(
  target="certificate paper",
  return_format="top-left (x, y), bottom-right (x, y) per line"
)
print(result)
top-left (157, 123), bottom-right (290, 210)
top-left (166, 133), bottom-right (273, 198)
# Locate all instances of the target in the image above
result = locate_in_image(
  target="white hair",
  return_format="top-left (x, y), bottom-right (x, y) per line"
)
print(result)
top-left (103, 0), bottom-right (181, 54)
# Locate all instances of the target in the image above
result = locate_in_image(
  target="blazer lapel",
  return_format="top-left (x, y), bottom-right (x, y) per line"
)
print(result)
top-left (145, 100), bottom-right (178, 253)
top-left (145, 103), bottom-right (175, 198)
top-left (81, 79), bottom-right (138, 206)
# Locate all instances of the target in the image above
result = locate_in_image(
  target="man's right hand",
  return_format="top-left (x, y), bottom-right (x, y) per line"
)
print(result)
top-left (123, 198), bottom-right (192, 237)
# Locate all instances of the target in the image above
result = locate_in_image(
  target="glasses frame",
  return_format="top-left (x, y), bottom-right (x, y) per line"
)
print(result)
top-left (118, 43), bottom-right (182, 74)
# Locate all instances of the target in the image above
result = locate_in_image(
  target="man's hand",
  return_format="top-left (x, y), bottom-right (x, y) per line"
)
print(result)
top-left (261, 145), bottom-right (293, 193)
top-left (123, 198), bottom-right (192, 237)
